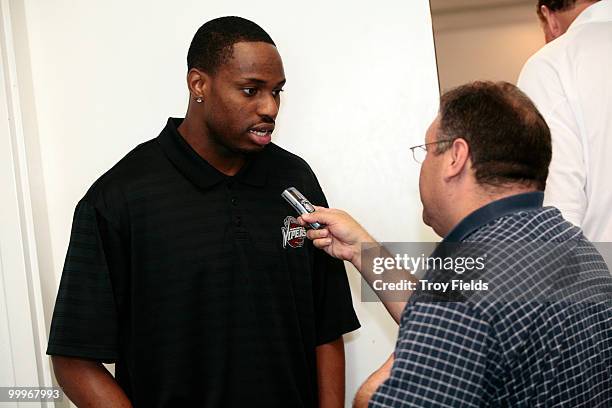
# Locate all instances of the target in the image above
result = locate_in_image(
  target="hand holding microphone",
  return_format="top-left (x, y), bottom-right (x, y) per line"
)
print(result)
top-left (284, 188), bottom-right (406, 323)
top-left (298, 206), bottom-right (375, 271)
top-left (281, 187), bottom-right (375, 271)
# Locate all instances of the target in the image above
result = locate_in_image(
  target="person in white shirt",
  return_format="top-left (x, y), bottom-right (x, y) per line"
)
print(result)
top-left (518, 0), bottom-right (612, 241)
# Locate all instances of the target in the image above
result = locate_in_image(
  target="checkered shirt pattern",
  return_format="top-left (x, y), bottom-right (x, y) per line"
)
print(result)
top-left (370, 206), bottom-right (612, 407)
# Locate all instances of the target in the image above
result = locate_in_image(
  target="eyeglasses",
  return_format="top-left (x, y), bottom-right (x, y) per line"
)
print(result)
top-left (409, 139), bottom-right (454, 164)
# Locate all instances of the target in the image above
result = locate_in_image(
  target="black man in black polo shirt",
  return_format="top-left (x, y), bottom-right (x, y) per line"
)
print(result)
top-left (47, 16), bottom-right (360, 408)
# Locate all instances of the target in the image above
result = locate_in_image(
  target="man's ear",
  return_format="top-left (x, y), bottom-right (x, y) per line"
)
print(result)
top-left (186, 68), bottom-right (208, 100)
top-left (540, 5), bottom-right (563, 41)
top-left (444, 138), bottom-right (470, 181)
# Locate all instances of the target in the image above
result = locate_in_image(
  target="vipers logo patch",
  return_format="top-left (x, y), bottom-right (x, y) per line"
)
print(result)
top-left (282, 216), bottom-right (307, 249)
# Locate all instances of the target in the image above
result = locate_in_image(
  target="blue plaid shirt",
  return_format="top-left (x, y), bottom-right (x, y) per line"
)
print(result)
top-left (370, 192), bottom-right (612, 407)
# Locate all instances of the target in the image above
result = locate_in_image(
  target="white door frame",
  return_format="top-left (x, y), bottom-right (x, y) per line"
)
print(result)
top-left (1, 0), bottom-right (54, 406)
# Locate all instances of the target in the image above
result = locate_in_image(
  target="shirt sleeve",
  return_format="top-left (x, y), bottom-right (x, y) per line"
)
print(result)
top-left (518, 55), bottom-right (587, 227)
top-left (307, 172), bottom-right (361, 345)
top-left (369, 302), bottom-right (496, 408)
top-left (312, 243), bottom-right (361, 345)
top-left (46, 199), bottom-right (122, 362)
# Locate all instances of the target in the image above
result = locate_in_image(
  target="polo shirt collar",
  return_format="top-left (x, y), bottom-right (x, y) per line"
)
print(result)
top-left (156, 117), bottom-right (268, 190)
top-left (443, 191), bottom-right (544, 243)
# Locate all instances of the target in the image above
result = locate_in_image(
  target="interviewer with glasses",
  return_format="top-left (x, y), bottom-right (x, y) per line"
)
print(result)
top-left (299, 81), bottom-right (612, 408)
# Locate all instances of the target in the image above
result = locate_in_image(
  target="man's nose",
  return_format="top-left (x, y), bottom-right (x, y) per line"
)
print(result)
top-left (258, 93), bottom-right (279, 119)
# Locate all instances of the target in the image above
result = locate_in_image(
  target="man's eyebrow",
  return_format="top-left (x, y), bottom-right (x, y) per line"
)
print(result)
top-left (240, 78), bottom-right (286, 87)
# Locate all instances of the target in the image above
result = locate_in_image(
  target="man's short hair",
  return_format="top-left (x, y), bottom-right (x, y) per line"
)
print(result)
top-left (187, 16), bottom-right (276, 74)
top-left (436, 81), bottom-right (552, 191)
top-left (537, 0), bottom-right (579, 12)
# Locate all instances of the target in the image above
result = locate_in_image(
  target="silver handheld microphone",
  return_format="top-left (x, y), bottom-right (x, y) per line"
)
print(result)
top-left (281, 187), bottom-right (322, 229)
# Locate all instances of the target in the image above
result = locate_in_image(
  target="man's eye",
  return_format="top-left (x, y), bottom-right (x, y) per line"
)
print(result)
top-left (272, 89), bottom-right (284, 96)
top-left (242, 88), bottom-right (257, 96)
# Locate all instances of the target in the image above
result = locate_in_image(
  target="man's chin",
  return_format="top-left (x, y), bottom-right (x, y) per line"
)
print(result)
top-left (422, 210), bottom-right (431, 227)
top-left (238, 143), bottom-right (267, 155)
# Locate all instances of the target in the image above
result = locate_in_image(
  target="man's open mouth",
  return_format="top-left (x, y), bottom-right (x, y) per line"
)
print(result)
top-left (248, 129), bottom-right (273, 137)
top-left (247, 125), bottom-right (274, 146)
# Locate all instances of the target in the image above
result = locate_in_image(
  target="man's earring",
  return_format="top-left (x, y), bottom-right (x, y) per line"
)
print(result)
top-left (195, 96), bottom-right (203, 103)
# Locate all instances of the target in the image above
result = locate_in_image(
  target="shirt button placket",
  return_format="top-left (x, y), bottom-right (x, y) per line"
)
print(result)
top-left (228, 181), bottom-right (246, 238)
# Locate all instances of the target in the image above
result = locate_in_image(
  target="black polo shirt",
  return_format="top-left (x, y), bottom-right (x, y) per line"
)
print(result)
top-left (47, 118), bottom-right (360, 408)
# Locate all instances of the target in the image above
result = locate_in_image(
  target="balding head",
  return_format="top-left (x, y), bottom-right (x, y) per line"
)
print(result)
top-left (437, 81), bottom-right (552, 191)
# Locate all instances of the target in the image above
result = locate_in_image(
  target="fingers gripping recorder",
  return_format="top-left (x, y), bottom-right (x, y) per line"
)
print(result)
top-left (281, 187), bottom-right (323, 229)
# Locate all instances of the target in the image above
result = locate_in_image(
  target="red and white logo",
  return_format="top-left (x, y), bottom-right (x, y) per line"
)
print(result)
top-left (282, 216), bottom-right (307, 248)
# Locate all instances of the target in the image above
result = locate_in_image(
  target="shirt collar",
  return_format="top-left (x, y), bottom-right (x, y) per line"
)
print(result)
top-left (156, 117), bottom-right (268, 190)
top-left (568, 0), bottom-right (612, 32)
top-left (443, 191), bottom-right (544, 243)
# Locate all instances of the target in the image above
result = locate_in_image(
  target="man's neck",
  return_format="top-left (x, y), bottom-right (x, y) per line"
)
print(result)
top-left (442, 186), bottom-right (539, 237)
top-left (177, 117), bottom-right (246, 177)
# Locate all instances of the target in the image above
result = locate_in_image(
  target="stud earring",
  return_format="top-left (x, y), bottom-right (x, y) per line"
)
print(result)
top-left (195, 97), bottom-right (203, 103)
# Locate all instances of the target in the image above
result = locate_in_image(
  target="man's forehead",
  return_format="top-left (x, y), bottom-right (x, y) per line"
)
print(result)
top-left (222, 41), bottom-right (284, 80)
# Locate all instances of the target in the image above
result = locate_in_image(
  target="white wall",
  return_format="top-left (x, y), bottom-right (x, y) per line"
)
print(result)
top-left (11, 0), bottom-right (440, 406)
top-left (1, 1), bottom-right (54, 406)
